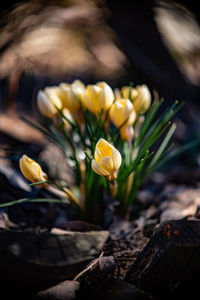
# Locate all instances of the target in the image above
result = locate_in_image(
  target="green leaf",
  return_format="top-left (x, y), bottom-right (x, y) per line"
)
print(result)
top-left (55, 106), bottom-right (76, 127)
top-left (0, 198), bottom-right (63, 208)
top-left (142, 123), bottom-right (177, 179)
top-left (134, 98), bottom-right (164, 148)
top-left (153, 137), bottom-right (200, 171)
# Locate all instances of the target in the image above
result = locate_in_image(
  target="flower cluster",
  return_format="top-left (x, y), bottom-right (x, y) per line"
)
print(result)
top-left (36, 80), bottom-right (151, 142)
top-left (18, 79), bottom-right (179, 221)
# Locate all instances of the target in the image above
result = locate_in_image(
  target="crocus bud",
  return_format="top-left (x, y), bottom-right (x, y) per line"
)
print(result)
top-left (121, 84), bottom-right (151, 114)
top-left (109, 98), bottom-right (136, 140)
top-left (92, 138), bottom-right (122, 181)
top-left (132, 84), bottom-right (151, 114)
top-left (121, 86), bottom-right (138, 100)
top-left (82, 82), bottom-right (114, 116)
top-left (59, 80), bottom-right (85, 114)
top-left (19, 155), bottom-right (48, 188)
top-left (37, 87), bottom-right (63, 118)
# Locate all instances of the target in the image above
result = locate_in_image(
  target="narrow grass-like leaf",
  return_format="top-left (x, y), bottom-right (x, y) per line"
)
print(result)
top-left (120, 120), bottom-right (171, 182)
top-left (30, 180), bottom-right (49, 186)
top-left (127, 150), bottom-right (150, 207)
top-left (30, 181), bottom-right (81, 212)
top-left (143, 123), bottom-right (176, 178)
top-left (153, 138), bottom-right (200, 171)
top-left (111, 118), bottom-right (129, 142)
top-left (134, 99), bottom-right (164, 148)
top-left (55, 106), bottom-right (76, 127)
top-left (140, 103), bottom-right (178, 147)
top-left (0, 198), bottom-right (63, 208)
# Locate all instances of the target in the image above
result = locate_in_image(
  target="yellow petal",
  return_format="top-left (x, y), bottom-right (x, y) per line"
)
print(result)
top-left (131, 88), bottom-right (138, 99)
top-left (98, 82), bottom-right (114, 110)
top-left (95, 138), bottom-right (113, 158)
top-left (92, 139), bottom-right (121, 180)
top-left (91, 159), bottom-right (110, 176)
top-left (72, 80), bottom-right (85, 97)
top-left (73, 79), bottom-right (85, 90)
top-left (99, 156), bottom-right (113, 174)
top-left (60, 83), bottom-right (70, 89)
top-left (59, 83), bottom-right (71, 108)
top-left (112, 148), bottom-right (122, 170)
top-left (122, 86), bottom-right (131, 98)
top-left (37, 90), bottom-right (57, 118)
top-left (128, 110), bottom-right (137, 125)
top-left (71, 80), bottom-right (85, 102)
top-left (123, 99), bottom-right (136, 125)
top-left (44, 87), bottom-right (63, 109)
top-left (68, 89), bottom-right (80, 113)
top-left (59, 83), bottom-right (81, 113)
top-left (121, 86), bottom-right (138, 100)
top-left (19, 155), bottom-right (48, 187)
top-left (84, 85), bottom-right (101, 114)
top-left (133, 85), bottom-right (151, 114)
top-left (81, 92), bottom-right (93, 112)
top-left (109, 100), bottom-right (124, 127)
top-left (94, 148), bottom-right (103, 163)
top-left (88, 84), bottom-right (101, 100)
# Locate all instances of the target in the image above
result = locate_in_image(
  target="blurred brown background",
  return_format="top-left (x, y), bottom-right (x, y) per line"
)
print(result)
top-left (0, 0), bottom-right (199, 111)
top-left (0, 0), bottom-right (200, 156)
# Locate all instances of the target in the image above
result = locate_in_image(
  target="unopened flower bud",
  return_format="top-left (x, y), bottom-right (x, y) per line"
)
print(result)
top-left (37, 87), bottom-right (63, 118)
top-left (19, 154), bottom-right (48, 188)
top-left (82, 82), bottom-right (114, 116)
top-left (59, 79), bottom-right (85, 114)
top-left (121, 84), bottom-right (151, 114)
top-left (109, 98), bottom-right (136, 141)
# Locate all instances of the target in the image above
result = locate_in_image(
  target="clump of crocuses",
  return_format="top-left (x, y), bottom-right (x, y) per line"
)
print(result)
top-left (17, 79), bottom-right (179, 221)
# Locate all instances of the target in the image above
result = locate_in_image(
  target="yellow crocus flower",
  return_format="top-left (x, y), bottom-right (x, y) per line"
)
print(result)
top-left (121, 86), bottom-right (138, 100)
top-left (37, 86), bottom-right (63, 118)
top-left (82, 81), bottom-right (114, 116)
top-left (59, 80), bottom-right (85, 114)
top-left (121, 84), bottom-right (151, 114)
top-left (19, 155), bottom-right (48, 188)
top-left (92, 138), bottom-right (122, 181)
top-left (109, 98), bottom-right (136, 141)
top-left (132, 85), bottom-right (151, 114)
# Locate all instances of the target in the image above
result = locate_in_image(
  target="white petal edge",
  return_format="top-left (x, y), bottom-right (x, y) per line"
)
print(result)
top-left (112, 148), bottom-right (122, 170)
top-left (99, 156), bottom-right (113, 173)
top-left (91, 159), bottom-right (110, 176)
